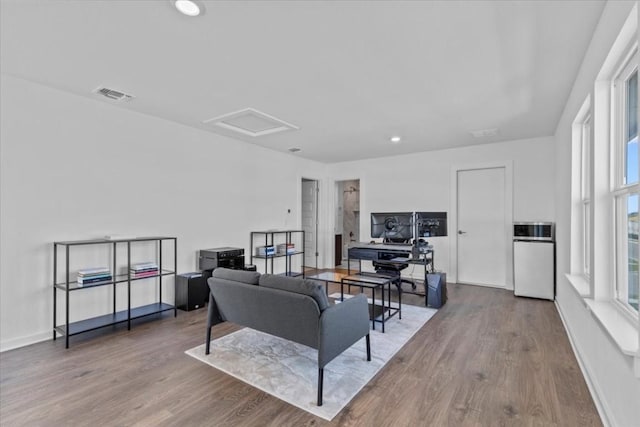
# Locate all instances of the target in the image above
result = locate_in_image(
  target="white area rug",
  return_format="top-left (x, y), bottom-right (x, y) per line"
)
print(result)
top-left (185, 295), bottom-right (437, 421)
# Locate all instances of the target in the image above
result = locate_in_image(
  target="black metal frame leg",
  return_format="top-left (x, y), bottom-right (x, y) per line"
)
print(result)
top-left (370, 287), bottom-right (375, 331)
top-left (381, 284), bottom-right (385, 333)
top-left (366, 334), bottom-right (371, 361)
top-left (317, 368), bottom-right (324, 406)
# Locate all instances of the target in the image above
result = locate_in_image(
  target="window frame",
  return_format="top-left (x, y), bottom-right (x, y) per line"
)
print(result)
top-left (611, 45), bottom-right (639, 317)
top-left (581, 115), bottom-right (592, 278)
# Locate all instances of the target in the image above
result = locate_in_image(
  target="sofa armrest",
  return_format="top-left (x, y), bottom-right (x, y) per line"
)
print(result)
top-left (318, 294), bottom-right (370, 368)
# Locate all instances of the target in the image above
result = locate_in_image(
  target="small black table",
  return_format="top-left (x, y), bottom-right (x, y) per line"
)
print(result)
top-left (340, 274), bottom-right (401, 333)
top-left (306, 271), bottom-right (348, 295)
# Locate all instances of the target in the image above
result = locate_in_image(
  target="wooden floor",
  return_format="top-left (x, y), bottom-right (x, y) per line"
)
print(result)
top-left (0, 281), bottom-right (601, 426)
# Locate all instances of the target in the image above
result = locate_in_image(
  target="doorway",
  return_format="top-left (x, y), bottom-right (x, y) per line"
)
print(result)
top-left (301, 178), bottom-right (319, 270)
top-left (456, 167), bottom-right (509, 288)
top-left (335, 180), bottom-right (360, 267)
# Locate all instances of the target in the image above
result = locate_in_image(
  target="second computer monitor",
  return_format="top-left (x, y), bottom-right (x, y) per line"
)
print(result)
top-left (415, 211), bottom-right (448, 237)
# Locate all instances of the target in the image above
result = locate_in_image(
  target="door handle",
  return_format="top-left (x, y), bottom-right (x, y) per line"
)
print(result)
top-left (458, 230), bottom-right (467, 235)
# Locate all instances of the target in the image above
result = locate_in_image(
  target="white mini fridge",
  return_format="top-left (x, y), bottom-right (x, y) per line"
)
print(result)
top-left (513, 240), bottom-right (555, 300)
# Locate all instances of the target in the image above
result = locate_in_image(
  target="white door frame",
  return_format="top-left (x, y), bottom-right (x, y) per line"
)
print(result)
top-left (334, 178), bottom-right (361, 265)
top-left (325, 174), bottom-right (365, 268)
top-left (300, 177), bottom-right (320, 269)
top-left (449, 161), bottom-right (514, 289)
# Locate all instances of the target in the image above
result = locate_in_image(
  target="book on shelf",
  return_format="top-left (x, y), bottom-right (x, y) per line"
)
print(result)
top-left (77, 273), bottom-right (112, 282)
top-left (78, 274), bottom-right (111, 281)
top-left (77, 267), bottom-right (110, 276)
top-left (132, 273), bottom-right (159, 278)
top-left (130, 267), bottom-right (158, 274)
top-left (131, 269), bottom-right (159, 277)
top-left (77, 275), bottom-right (113, 286)
top-left (276, 243), bottom-right (295, 255)
top-left (131, 262), bottom-right (158, 271)
top-left (256, 246), bottom-right (276, 257)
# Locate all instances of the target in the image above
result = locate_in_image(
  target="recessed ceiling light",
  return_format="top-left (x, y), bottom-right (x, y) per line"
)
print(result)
top-left (174, 0), bottom-right (201, 16)
top-left (390, 136), bottom-right (402, 144)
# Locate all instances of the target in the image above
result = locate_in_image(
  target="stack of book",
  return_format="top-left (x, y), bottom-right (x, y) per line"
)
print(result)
top-left (256, 246), bottom-right (276, 257)
top-left (77, 267), bottom-right (112, 287)
top-left (276, 243), bottom-right (296, 255)
top-left (130, 262), bottom-right (159, 278)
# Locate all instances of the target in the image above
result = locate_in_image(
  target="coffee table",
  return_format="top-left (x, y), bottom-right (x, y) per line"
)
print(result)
top-left (306, 271), bottom-right (348, 295)
top-left (340, 274), bottom-right (401, 333)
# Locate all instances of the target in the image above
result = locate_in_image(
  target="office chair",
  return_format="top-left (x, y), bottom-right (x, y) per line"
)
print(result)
top-left (373, 238), bottom-right (417, 290)
top-left (372, 260), bottom-right (416, 290)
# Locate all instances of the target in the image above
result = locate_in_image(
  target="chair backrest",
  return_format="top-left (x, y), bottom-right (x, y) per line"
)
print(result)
top-left (383, 237), bottom-right (411, 244)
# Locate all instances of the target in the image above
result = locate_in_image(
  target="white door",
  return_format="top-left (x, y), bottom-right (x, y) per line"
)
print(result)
top-left (457, 167), bottom-right (507, 287)
top-left (301, 179), bottom-right (318, 269)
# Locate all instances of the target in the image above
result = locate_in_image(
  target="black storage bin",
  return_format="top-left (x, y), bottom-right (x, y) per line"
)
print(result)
top-left (176, 272), bottom-right (208, 311)
top-left (426, 272), bottom-right (447, 308)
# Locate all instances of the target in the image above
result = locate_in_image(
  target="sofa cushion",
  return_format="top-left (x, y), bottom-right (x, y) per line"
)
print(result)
top-left (212, 267), bottom-right (260, 285)
top-left (259, 274), bottom-right (330, 311)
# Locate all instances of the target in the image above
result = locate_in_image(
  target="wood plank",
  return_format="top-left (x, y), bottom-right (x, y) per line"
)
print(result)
top-left (0, 281), bottom-right (602, 426)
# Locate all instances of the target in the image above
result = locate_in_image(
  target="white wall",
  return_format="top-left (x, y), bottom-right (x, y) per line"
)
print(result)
top-left (326, 136), bottom-right (556, 285)
top-left (0, 75), bottom-right (326, 351)
top-left (553, 2), bottom-right (640, 426)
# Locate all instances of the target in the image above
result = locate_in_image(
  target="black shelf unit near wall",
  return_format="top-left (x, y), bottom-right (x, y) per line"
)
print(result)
top-left (250, 230), bottom-right (305, 277)
top-left (53, 236), bottom-right (177, 348)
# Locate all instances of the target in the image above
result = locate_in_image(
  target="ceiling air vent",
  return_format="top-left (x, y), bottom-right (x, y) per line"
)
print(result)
top-left (203, 108), bottom-right (298, 137)
top-left (93, 87), bottom-right (134, 102)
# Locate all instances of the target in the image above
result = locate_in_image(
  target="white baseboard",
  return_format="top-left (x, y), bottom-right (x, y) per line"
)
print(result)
top-left (0, 331), bottom-right (51, 353)
top-left (554, 300), bottom-right (612, 427)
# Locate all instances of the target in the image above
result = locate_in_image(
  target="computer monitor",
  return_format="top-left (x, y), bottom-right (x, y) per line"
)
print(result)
top-left (415, 211), bottom-right (447, 237)
top-left (370, 212), bottom-right (413, 242)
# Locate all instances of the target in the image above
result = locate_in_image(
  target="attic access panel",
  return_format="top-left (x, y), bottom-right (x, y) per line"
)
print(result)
top-left (202, 108), bottom-right (298, 137)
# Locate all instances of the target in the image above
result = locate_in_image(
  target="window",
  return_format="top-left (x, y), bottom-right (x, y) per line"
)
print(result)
top-left (613, 48), bottom-right (639, 313)
top-left (566, 4), bottom-right (639, 362)
top-left (570, 96), bottom-right (592, 286)
top-left (581, 115), bottom-right (592, 277)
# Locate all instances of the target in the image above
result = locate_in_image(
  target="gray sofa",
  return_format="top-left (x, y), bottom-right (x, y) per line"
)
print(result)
top-left (205, 268), bottom-right (371, 406)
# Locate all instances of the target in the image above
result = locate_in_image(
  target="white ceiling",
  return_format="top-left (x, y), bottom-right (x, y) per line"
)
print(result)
top-left (1, 0), bottom-right (605, 163)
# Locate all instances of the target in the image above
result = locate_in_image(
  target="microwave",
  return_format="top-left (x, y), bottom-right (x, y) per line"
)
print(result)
top-left (513, 222), bottom-right (555, 242)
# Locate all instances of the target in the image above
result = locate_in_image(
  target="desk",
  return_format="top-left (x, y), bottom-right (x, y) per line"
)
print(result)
top-left (347, 242), bottom-right (434, 277)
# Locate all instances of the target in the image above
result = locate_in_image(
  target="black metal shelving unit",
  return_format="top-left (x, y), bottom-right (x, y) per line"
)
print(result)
top-left (250, 230), bottom-right (305, 277)
top-left (53, 236), bottom-right (177, 348)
